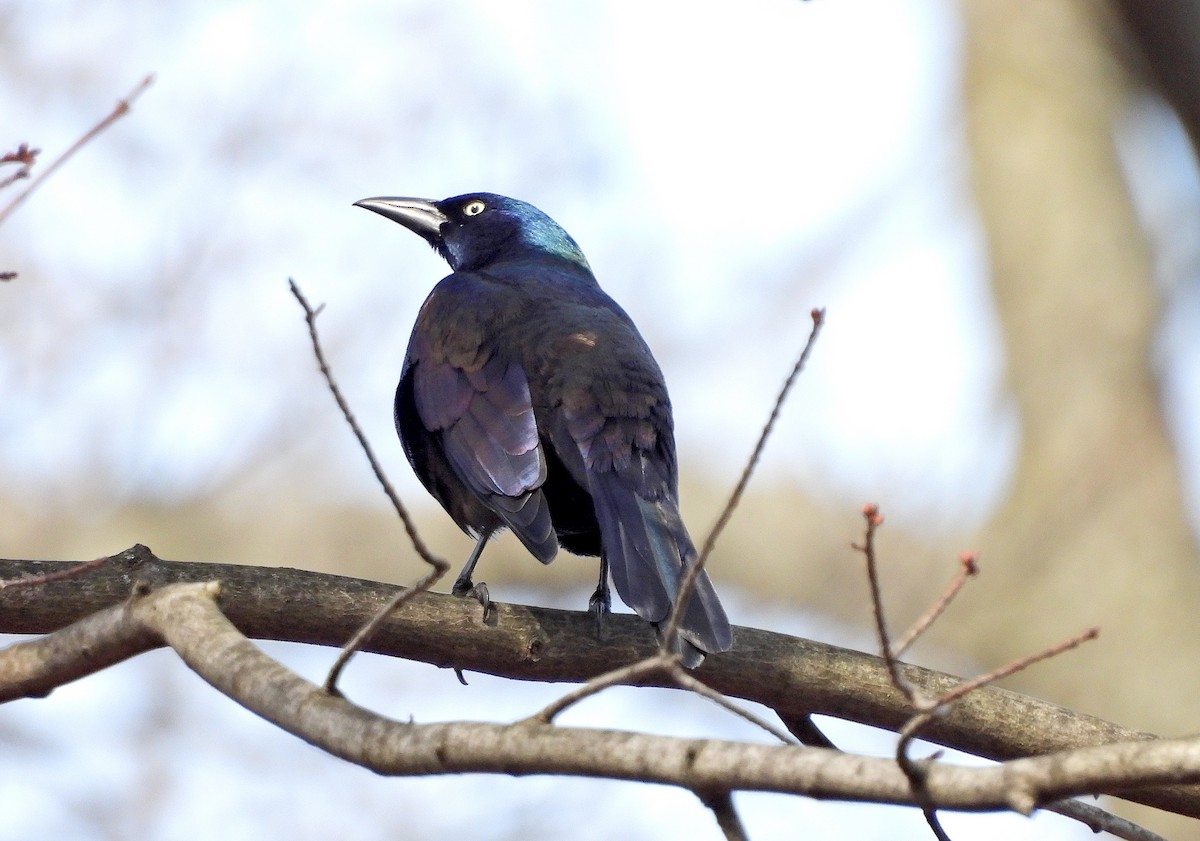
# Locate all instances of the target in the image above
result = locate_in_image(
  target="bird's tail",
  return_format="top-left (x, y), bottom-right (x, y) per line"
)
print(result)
top-left (594, 481), bottom-right (733, 667)
top-left (644, 497), bottom-right (733, 668)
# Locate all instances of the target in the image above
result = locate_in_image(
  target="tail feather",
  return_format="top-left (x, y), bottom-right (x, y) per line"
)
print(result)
top-left (591, 476), bottom-right (732, 663)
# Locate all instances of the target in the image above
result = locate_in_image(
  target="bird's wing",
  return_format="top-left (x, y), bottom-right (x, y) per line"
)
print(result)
top-left (407, 333), bottom-right (556, 562)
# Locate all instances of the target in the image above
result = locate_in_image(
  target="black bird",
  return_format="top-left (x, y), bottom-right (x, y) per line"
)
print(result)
top-left (356, 192), bottom-right (732, 666)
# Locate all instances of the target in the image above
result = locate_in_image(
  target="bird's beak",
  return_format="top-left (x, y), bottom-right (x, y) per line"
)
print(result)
top-left (354, 197), bottom-right (448, 242)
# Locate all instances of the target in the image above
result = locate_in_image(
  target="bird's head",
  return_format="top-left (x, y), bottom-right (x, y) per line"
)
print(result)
top-left (354, 192), bottom-right (590, 273)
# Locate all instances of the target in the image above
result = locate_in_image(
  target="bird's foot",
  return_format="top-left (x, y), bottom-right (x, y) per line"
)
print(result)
top-left (588, 586), bottom-right (612, 641)
top-left (452, 578), bottom-right (494, 623)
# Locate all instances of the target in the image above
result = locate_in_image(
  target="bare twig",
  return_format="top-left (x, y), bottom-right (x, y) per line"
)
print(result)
top-left (524, 654), bottom-right (675, 724)
top-left (921, 806), bottom-right (953, 841)
top-left (855, 505), bottom-right (1106, 839)
top-left (778, 712), bottom-right (839, 749)
top-left (288, 279), bottom-right (447, 689)
top-left (0, 143), bottom-right (38, 191)
top-left (661, 307), bottom-right (825, 655)
top-left (893, 713), bottom-right (953, 841)
top-left (852, 503), bottom-right (915, 700)
top-left (857, 509), bottom-right (1097, 713)
top-left (289, 279), bottom-right (443, 574)
top-left (893, 618), bottom-right (1111, 841)
top-left (1045, 798), bottom-right (1166, 841)
top-left (891, 552), bottom-right (979, 659)
top-left (0, 556), bottom-right (106, 590)
top-left (524, 647), bottom-right (797, 746)
top-left (1, 144), bottom-right (40, 167)
top-left (892, 630), bottom-right (1099, 841)
top-left (698, 790), bottom-right (749, 841)
top-left (940, 625), bottom-right (1100, 709)
top-left (892, 616), bottom-right (1097, 839)
top-left (321, 564), bottom-right (443, 694)
top-left (0, 75), bottom-right (154, 226)
top-left (667, 662), bottom-right (799, 745)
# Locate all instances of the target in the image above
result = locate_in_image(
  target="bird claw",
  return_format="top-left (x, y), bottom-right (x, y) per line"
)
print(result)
top-left (588, 586), bottom-right (611, 641)
top-left (453, 579), bottom-right (494, 623)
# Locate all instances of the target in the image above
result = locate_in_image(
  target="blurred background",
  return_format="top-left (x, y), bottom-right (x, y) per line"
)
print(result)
top-left (2, 0), bottom-right (1199, 838)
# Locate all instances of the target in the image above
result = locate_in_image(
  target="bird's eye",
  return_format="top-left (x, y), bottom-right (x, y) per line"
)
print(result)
top-left (463, 200), bottom-right (486, 217)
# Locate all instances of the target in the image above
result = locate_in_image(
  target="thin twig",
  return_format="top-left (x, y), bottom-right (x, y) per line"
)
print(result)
top-left (323, 566), bottom-right (442, 693)
top-left (895, 715), bottom-right (952, 841)
top-left (523, 641), bottom-right (797, 745)
top-left (1045, 798), bottom-right (1165, 841)
top-left (889, 624), bottom-right (1101, 841)
top-left (778, 712), bottom-right (838, 749)
top-left (522, 654), bottom-right (675, 724)
top-left (0, 143), bottom-right (39, 168)
top-left (892, 619), bottom-right (1097, 838)
top-left (667, 662), bottom-right (799, 745)
top-left (921, 806), bottom-right (953, 841)
top-left (891, 706), bottom-right (1149, 841)
top-left (0, 171), bottom-right (28, 190)
top-left (853, 503), bottom-right (916, 701)
top-left (698, 790), bottom-right (749, 841)
top-left (288, 279), bottom-right (444, 573)
top-left (936, 625), bottom-right (1099, 709)
top-left (856, 506), bottom-right (1101, 841)
top-left (0, 556), bottom-right (106, 590)
top-left (0, 144), bottom-right (37, 191)
top-left (0, 75), bottom-right (154, 226)
top-left (891, 552), bottom-right (979, 659)
top-left (660, 307), bottom-right (825, 654)
top-left (288, 279), bottom-right (447, 690)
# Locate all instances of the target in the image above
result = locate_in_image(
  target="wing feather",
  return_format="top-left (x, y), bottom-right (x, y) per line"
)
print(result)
top-left (407, 343), bottom-right (555, 561)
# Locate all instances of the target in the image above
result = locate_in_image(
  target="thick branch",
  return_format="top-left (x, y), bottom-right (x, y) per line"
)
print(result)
top-left (1, 546), bottom-right (1195, 819)
top-left (0, 583), bottom-right (161, 697)
top-left (9, 576), bottom-right (1200, 821)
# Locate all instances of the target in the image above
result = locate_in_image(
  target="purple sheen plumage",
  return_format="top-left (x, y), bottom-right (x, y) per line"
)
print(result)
top-left (473, 389), bottom-right (539, 457)
top-left (414, 362), bottom-right (472, 431)
top-left (443, 401), bottom-right (543, 498)
top-left (412, 352), bottom-right (556, 562)
top-left (490, 491), bottom-right (557, 563)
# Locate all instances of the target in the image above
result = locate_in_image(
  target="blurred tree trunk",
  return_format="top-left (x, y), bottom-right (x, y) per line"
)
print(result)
top-left (954, 3), bottom-right (1200, 832)
top-left (953, 0), bottom-right (1200, 785)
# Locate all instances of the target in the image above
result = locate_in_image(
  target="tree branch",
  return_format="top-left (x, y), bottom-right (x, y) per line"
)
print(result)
top-left (5, 572), bottom-right (1200, 821)
top-left (1, 546), bottom-right (1195, 820)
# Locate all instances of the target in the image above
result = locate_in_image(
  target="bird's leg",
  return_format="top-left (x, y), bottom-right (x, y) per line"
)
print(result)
top-left (588, 554), bottom-right (612, 640)
top-left (452, 531), bottom-right (492, 614)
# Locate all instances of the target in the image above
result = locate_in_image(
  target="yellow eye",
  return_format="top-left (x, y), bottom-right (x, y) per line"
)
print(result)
top-left (463, 200), bottom-right (486, 216)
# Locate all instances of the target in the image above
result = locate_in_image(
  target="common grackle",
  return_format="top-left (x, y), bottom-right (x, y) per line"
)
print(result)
top-left (356, 192), bottom-right (732, 667)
